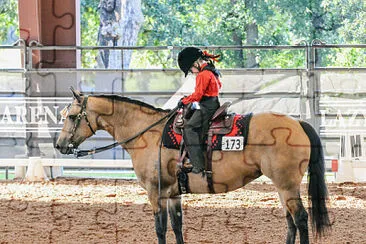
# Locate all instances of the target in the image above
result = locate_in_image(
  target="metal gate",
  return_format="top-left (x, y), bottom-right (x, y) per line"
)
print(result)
top-left (0, 41), bottom-right (365, 177)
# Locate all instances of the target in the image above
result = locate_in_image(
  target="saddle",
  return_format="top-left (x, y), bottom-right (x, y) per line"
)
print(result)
top-left (174, 101), bottom-right (234, 194)
top-left (164, 105), bottom-right (253, 195)
top-left (173, 101), bottom-right (235, 135)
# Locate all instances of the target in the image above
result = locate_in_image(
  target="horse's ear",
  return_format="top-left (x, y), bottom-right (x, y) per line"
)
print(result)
top-left (69, 86), bottom-right (82, 103)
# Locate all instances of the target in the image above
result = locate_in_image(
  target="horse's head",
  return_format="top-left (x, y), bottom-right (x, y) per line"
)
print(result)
top-left (55, 87), bottom-right (97, 155)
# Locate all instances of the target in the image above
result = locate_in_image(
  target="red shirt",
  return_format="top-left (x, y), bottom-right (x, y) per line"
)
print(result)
top-left (182, 63), bottom-right (222, 104)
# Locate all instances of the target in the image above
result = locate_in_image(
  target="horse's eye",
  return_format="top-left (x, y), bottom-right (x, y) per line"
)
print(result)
top-left (68, 115), bottom-right (77, 121)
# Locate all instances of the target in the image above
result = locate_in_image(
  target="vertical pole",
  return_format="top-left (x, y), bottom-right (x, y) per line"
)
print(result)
top-left (299, 43), bottom-right (308, 120)
top-left (5, 167), bottom-right (9, 180)
top-left (75, 0), bottom-right (81, 69)
top-left (18, 0), bottom-right (77, 178)
top-left (120, 48), bottom-right (125, 161)
top-left (14, 165), bottom-right (26, 179)
top-left (308, 42), bottom-right (321, 133)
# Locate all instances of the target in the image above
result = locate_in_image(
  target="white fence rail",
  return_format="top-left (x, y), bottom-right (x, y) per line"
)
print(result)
top-left (0, 158), bottom-right (133, 168)
top-left (0, 158), bottom-right (134, 181)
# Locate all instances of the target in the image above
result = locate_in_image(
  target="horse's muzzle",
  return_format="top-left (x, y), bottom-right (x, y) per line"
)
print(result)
top-left (55, 143), bottom-right (75, 155)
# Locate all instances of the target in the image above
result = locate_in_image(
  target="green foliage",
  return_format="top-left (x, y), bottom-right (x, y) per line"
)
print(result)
top-left (0, 0), bottom-right (364, 68)
top-left (80, 0), bottom-right (100, 68)
top-left (136, 0), bottom-right (365, 68)
top-left (258, 50), bottom-right (306, 68)
top-left (323, 48), bottom-right (366, 67)
top-left (0, 0), bottom-right (19, 44)
top-left (139, 0), bottom-right (206, 46)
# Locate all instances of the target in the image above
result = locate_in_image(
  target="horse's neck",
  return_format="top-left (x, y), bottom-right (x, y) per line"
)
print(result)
top-left (95, 98), bottom-right (166, 151)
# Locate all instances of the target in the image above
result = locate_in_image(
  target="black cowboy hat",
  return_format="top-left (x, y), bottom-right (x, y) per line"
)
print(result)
top-left (177, 47), bottom-right (203, 77)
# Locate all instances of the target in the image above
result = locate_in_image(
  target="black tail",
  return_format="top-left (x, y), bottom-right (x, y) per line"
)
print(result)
top-left (299, 121), bottom-right (331, 238)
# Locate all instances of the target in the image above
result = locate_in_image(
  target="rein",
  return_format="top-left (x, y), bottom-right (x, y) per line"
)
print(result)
top-left (73, 102), bottom-right (178, 158)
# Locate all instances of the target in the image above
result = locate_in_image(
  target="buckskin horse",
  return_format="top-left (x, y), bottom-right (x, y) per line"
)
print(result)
top-left (55, 88), bottom-right (330, 244)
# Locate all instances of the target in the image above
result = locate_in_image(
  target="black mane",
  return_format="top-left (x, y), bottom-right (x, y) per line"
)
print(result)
top-left (91, 94), bottom-right (170, 113)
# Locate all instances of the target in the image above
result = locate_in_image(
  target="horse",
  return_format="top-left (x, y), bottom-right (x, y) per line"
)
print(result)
top-left (55, 88), bottom-right (331, 244)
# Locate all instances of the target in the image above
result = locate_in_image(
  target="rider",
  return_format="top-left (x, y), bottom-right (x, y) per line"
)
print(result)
top-left (177, 47), bottom-right (222, 174)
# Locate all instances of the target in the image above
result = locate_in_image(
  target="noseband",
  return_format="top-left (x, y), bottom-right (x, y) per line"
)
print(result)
top-left (68, 95), bottom-right (96, 149)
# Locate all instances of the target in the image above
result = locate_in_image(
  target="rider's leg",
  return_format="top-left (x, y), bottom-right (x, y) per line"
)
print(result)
top-left (183, 99), bottom-right (219, 173)
top-left (183, 110), bottom-right (205, 173)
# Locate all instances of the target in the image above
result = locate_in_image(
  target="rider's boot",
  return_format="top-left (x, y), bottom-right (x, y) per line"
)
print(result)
top-left (190, 152), bottom-right (205, 174)
top-left (191, 166), bottom-right (204, 174)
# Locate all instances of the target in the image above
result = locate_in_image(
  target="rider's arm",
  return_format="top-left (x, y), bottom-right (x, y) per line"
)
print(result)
top-left (182, 72), bottom-right (210, 104)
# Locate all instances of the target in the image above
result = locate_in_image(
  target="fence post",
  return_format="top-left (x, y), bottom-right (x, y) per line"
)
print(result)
top-left (308, 40), bottom-right (322, 133)
top-left (25, 157), bottom-right (48, 182)
top-left (14, 165), bottom-right (26, 179)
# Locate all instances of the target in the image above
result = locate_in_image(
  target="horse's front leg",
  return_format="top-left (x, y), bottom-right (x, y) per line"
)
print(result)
top-left (168, 196), bottom-right (184, 244)
top-left (154, 208), bottom-right (168, 244)
top-left (149, 191), bottom-right (168, 244)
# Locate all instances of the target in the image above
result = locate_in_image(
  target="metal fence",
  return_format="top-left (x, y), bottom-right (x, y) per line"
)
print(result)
top-left (0, 41), bottom-right (365, 178)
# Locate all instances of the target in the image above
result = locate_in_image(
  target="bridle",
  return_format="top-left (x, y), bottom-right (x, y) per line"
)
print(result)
top-left (67, 95), bottom-right (96, 150)
top-left (65, 95), bottom-right (179, 157)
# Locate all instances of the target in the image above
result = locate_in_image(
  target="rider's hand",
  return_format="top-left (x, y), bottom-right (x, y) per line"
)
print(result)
top-left (177, 99), bottom-right (184, 108)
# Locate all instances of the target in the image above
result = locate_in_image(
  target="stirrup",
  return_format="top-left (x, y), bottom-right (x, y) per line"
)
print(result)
top-left (181, 162), bottom-right (193, 173)
top-left (183, 161), bottom-right (193, 169)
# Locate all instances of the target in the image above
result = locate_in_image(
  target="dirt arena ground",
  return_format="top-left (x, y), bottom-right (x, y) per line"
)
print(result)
top-left (0, 178), bottom-right (365, 244)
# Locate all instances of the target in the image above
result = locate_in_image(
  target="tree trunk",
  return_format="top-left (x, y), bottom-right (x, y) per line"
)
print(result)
top-left (232, 31), bottom-right (245, 68)
top-left (246, 22), bottom-right (258, 68)
top-left (97, 0), bottom-right (143, 69)
top-left (309, 0), bottom-right (324, 67)
top-left (245, 0), bottom-right (258, 68)
top-left (230, 0), bottom-right (245, 68)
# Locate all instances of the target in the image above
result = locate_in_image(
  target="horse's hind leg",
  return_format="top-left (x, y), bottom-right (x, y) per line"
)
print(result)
top-left (293, 202), bottom-right (309, 244)
top-left (168, 196), bottom-right (184, 244)
top-left (279, 192), bottom-right (297, 244)
top-left (285, 210), bottom-right (297, 244)
top-left (279, 189), bottom-right (309, 244)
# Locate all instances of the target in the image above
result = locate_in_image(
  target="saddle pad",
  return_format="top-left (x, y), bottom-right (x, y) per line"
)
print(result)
top-left (162, 113), bottom-right (253, 151)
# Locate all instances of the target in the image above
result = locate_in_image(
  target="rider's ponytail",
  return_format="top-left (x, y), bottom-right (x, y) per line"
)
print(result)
top-left (201, 51), bottom-right (221, 78)
top-left (202, 51), bottom-right (220, 63)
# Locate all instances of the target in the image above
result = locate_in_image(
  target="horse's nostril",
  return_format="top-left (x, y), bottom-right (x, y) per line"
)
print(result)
top-left (55, 144), bottom-right (60, 150)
